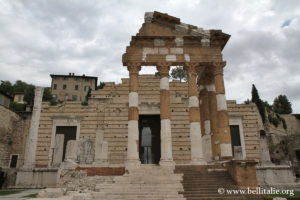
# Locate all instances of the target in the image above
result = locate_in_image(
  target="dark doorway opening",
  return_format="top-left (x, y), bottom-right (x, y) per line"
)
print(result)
top-left (230, 125), bottom-right (242, 156)
top-left (139, 115), bottom-right (161, 164)
top-left (9, 155), bottom-right (18, 168)
top-left (56, 126), bottom-right (77, 161)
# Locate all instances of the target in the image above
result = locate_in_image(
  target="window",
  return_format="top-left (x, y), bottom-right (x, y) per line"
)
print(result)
top-left (65, 95), bottom-right (68, 100)
top-left (52, 94), bottom-right (57, 100)
top-left (63, 77), bottom-right (69, 80)
top-left (63, 84), bottom-right (67, 90)
top-left (72, 95), bottom-right (78, 101)
top-left (74, 77), bottom-right (80, 81)
top-left (53, 84), bottom-right (57, 90)
top-left (85, 78), bottom-right (90, 82)
top-left (53, 76), bottom-right (59, 80)
top-left (84, 86), bottom-right (90, 91)
top-left (75, 85), bottom-right (79, 90)
top-left (10, 155), bottom-right (18, 168)
top-left (18, 95), bottom-right (22, 102)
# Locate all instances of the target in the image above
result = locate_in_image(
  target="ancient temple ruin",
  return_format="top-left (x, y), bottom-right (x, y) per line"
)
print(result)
top-left (14, 11), bottom-right (300, 199)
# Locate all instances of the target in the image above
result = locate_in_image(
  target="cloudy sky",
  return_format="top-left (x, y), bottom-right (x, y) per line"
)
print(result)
top-left (0, 0), bottom-right (300, 112)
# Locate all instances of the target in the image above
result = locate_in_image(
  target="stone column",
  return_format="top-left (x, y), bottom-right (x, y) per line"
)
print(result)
top-left (126, 62), bottom-right (141, 167)
top-left (23, 87), bottom-right (44, 168)
top-left (213, 62), bottom-right (232, 159)
top-left (156, 62), bottom-right (174, 166)
top-left (205, 71), bottom-right (220, 160)
top-left (184, 63), bottom-right (206, 165)
top-left (201, 76), bottom-right (213, 161)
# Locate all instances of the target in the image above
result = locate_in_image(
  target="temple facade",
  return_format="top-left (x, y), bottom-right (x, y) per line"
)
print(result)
top-left (29, 12), bottom-right (262, 169)
top-left (14, 12), bottom-right (279, 199)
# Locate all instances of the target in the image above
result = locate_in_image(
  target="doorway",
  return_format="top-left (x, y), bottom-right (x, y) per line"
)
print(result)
top-left (56, 126), bottom-right (77, 161)
top-left (139, 115), bottom-right (161, 164)
top-left (230, 125), bottom-right (242, 156)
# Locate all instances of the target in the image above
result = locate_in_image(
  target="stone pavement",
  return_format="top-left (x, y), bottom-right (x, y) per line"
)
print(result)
top-left (0, 189), bottom-right (40, 200)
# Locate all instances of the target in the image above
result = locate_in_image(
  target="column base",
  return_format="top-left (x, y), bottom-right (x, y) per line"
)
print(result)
top-left (159, 159), bottom-right (175, 166)
top-left (190, 158), bottom-right (207, 165)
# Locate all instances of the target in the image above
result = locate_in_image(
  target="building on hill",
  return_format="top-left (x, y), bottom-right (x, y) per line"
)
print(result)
top-left (50, 73), bottom-right (97, 102)
top-left (0, 90), bottom-right (12, 108)
top-left (13, 92), bottom-right (25, 104)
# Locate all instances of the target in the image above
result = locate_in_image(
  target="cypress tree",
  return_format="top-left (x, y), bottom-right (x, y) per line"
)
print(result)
top-left (251, 84), bottom-right (266, 123)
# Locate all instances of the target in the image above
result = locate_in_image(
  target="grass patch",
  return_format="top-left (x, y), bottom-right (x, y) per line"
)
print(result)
top-left (23, 193), bottom-right (38, 198)
top-left (0, 190), bottom-right (24, 196)
top-left (263, 191), bottom-right (300, 200)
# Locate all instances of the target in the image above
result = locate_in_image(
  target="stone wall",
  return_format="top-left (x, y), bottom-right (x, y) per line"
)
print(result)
top-left (0, 105), bottom-right (30, 167)
top-left (227, 100), bottom-right (261, 161)
top-left (36, 75), bottom-right (263, 166)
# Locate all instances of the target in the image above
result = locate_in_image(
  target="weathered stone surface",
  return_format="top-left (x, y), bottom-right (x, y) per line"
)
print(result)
top-left (38, 188), bottom-right (66, 198)
top-left (24, 87), bottom-right (44, 169)
top-left (52, 134), bottom-right (64, 167)
top-left (78, 139), bottom-right (94, 164)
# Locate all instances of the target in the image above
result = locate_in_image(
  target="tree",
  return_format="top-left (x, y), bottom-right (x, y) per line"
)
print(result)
top-left (0, 81), bottom-right (13, 94)
top-left (273, 95), bottom-right (292, 114)
top-left (251, 84), bottom-right (266, 123)
top-left (171, 66), bottom-right (186, 82)
top-left (96, 82), bottom-right (106, 89)
top-left (85, 87), bottom-right (91, 102)
top-left (251, 84), bottom-right (260, 103)
top-left (43, 87), bottom-right (53, 101)
top-left (244, 99), bottom-right (250, 104)
top-left (24, 85), bottom-right (35, 106)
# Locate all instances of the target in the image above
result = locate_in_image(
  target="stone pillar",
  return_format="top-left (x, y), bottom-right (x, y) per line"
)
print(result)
top-left (126, 62), bottom-right (141, 167)
top-left (23, 87), bottom-right (44, 168)
top-left (184, 63), bottom-right (206, 165)
top-left (156, 62), bottom-right (174, 166)
top-left (52, 134), bottom-right (64, 167)
top-left (205, 72), bottom-right (220, 160)
top-left (93, 129), bottom-right (108, 166)
top-left (201, 77), bottom-right (213, 161)
top-left (213, 62), bottom-right (232, 159)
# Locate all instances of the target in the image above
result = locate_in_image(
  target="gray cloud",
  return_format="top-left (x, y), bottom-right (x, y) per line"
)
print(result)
top-left (0, 0), bottom-right (299, 112)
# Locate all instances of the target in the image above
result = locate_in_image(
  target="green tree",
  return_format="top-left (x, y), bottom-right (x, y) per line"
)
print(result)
top-left (171, 66), bottom-right (186, 82)
top-left (251, 84), bottom-right (260, 103)
top-left (43, 87), bottom-right (53, 101)
top-left (96, 82), bottom-right (106, 89)
top-left (85, 87), bottom-right (91, 102)
top-left (244, 99), bottom-right (250, 104)
top-left (24, 85), bottom-right (35, 106)
top-left (0, 80), bottom-right (13, 94)
top-left (251, 84), bottom-right (266, 123)
top-left (273, 95), bottom-right (292, 114)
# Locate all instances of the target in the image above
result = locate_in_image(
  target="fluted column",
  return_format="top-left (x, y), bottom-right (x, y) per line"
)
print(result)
top-left (126, 62), bottom-right (141, 167)
top-left (213, 62), bottom-right (232, 159)
top-left (205, 71), bottom-right (219, 160)
top-left (157, 62), bottom-right (174, 166)
top-left (184, 63), bottom-right (206, 165)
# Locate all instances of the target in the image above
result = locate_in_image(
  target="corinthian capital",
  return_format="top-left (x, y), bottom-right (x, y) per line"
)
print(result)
top-left (184, 62), bottom-right (199, 75)
top-left (213, 62), bottom-right (226, 76)
top-left (127, 62), bottom-right (141, 74)
top-left (156, 62), bottom-right (171, 78)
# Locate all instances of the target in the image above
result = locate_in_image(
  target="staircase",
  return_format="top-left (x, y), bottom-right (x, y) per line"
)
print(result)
top-left (175, 165), bottom-right (263, 200)
top-left (91, 165), bottom-right (186, 200)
